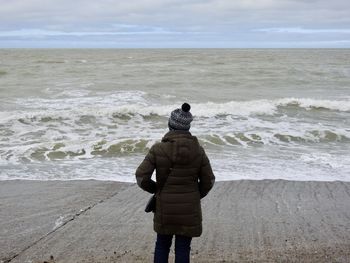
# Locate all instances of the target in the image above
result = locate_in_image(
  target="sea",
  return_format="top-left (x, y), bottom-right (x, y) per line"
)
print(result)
top-left (0, 49), bottom-right (349, 182)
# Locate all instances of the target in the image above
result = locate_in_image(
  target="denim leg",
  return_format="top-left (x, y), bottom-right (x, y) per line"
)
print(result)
top-left (154, 234), bottom-right (173, 263)
top-left (174, 235), bottom-right (192, 263)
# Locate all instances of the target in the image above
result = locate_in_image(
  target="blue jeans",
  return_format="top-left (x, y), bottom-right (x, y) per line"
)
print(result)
top-left (154, 234), bottom-right (192, 263)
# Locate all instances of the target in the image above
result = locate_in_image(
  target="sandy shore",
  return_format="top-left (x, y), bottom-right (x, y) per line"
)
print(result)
top-left (1, 180), bottom-right (350, 263)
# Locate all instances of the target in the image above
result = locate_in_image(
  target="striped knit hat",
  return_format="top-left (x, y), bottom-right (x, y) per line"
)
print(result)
top-left (168, 103), bottom-right (193, 131)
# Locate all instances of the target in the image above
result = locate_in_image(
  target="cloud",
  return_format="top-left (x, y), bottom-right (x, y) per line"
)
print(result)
top-left (255, 27), bottom-right (350, 34)
top-left (0, 27), bottom-right (186, 37)
top-left (0, 0), bottom-right (349, 47)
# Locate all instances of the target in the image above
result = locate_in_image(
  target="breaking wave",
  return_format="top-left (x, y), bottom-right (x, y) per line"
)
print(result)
top-left (1, 93), bottom-right (349, 164)
top-left (1, 129), bottom-right (349, 163)
top-left (1, 97), bottom-right (350, 124)
top-left (276, 98), bottom-right (350, 112)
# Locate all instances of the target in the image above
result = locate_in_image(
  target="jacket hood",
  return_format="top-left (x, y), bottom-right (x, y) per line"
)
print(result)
top-left (161, 130), bottom-right (194, 142)
top-left (161, 130), bottom-right (201, 165)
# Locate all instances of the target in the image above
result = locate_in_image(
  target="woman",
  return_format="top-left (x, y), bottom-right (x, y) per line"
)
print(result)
top-left (136, 103), bottom-right (215, 263)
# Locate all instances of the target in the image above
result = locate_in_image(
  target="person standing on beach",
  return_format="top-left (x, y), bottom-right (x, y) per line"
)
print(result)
top-left (136, 103), bottom-right (215, 263)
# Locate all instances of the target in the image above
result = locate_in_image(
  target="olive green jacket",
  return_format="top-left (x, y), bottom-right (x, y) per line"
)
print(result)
top-left (135, 130), bottom-right (215, 237)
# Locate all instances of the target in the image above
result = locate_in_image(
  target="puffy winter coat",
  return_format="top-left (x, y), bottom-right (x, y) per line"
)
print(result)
top-left (135, 130), bottom-right (215, 237)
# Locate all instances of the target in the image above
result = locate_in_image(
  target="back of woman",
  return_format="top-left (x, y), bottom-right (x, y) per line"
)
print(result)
top-left (136, 103), bottom-right (215, 263)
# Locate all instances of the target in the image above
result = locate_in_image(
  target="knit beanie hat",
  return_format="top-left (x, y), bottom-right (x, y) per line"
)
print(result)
top-left (168, 103), bottom-right (193, 131)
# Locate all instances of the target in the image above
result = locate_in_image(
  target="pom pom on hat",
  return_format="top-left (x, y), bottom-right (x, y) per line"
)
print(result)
top-left (182, 103), bottom-right (191, 112)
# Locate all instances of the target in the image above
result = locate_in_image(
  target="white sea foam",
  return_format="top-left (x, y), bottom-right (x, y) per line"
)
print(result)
top-left (299, 153), bottom-right (347, 169)
top-left (1, 90), bottom-right (350, 166)
top-left (93, 97), bottom-right (350, 117)
top-left (1, 151), bottom-right (349, 182)
top-left (1, 95), bottom-right (350, 125)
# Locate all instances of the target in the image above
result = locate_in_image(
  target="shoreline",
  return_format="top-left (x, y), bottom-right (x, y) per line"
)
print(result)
top-left (1, 179), bottom-right (350, 262)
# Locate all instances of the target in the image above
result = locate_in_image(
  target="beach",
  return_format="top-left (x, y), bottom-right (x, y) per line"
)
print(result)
top-left (1, 180), bottom-right (350, 262)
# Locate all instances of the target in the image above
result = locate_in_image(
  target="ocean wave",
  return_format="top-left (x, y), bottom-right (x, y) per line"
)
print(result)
top-left (100, 97), bottom-right (350, 117)
top-left (1, 93), bottom-right (349, 164)
top-left (1, 129), bottom-right (349, 164)
top-left (8, 139), bottom-right (153, 163)
top-left (201, 130), bottom-right (350, 147)
top-left (276, 98), bottom-right (350, 112)
top-left (2, 97), bottom-right (349, 124)
top-left (192, 98), bottom-right (350, 117)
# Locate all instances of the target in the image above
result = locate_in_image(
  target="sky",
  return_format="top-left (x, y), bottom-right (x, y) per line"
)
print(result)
top-left (0, 0), bottom-right (350, 48)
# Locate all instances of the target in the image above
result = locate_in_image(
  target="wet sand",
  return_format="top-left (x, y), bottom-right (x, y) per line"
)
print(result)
top-left (1, 180), bottom-right (350, 262)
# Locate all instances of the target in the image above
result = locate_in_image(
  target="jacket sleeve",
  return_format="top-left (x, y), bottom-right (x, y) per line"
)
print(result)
top-left (135, 145), bottom-right (157, 194)
top-left (198, 149), bottom-right (215, 198)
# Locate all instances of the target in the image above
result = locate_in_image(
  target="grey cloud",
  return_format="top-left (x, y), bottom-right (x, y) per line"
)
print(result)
top-left (0, 0), bottom-right (349, 47)
top-left (1, 0), bottom-right (349, 29)
top-left (255, 27), bottom-right (350, 33)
